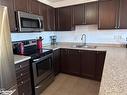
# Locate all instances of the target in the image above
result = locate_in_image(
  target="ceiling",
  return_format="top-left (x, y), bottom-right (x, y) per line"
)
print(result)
top-left (38, 0), bottom-right (98, 8)
top-left (47, 0), bottom-right (65, 3)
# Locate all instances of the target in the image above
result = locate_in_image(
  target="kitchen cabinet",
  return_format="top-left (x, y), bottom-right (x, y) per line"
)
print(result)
top-left (15, 60), bottom-right (32, 95)
top-left (60, 48), bottom-right (106, 81)
top-left (14, 0), bottom-right (29, 12)
top-left (29, 0), bottom-right (40, 15)
top-left (85, 2), bottom-right (98, 24)
top-left (53, 49), bottom-right (60, 75)
top-left (56, 6), bottom-right (74, 31)
top-left (73, 4), bottom-right (85, 25)
top-left (47, 6), bottom-right (55, 31)
top-left (80, 50), bottom-right (97, 79)
top-left (40, 3), bottom-right (48, 30)
top-left (95, 51), bottom-right (106, 81)
top-left (0, 0), bottom-right (16, 32)
top-left (60, 49), bottom-right (70, 73)
top-left (60, 49), bottom-right (80, 76)
top-left (67, 49), bottom-right (81, 76)
top-left (98, 0), bottom-right (119, 29)
top-left (55, 9), bottom-right (59, 31)
top-left (118, 0), bottom-right (127, 29)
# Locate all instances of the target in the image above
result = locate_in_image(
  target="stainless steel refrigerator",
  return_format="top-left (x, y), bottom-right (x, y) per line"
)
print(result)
top-left (0, 5), bottom-right (18, 95)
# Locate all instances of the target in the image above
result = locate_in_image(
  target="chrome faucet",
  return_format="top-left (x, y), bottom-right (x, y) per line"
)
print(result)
top-left (81, 34), bottom-right (87, 46)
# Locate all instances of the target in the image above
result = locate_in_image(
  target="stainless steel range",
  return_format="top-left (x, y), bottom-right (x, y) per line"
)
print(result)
top-left (13, 40), bottom-right (55, 95)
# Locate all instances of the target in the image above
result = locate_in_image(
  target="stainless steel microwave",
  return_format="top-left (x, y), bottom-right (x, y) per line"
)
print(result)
top-left (16, 11), bottom-right (44, 32)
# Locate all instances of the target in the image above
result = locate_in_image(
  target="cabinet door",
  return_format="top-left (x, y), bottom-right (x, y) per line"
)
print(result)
top-left (53, 49), bottom-right (60, 75)
top-left (29, 0), bottom-right (40, 15)
top-left (73, 4), bottom-right (85, 25)
top-left (98, 0), bottom-right (119, 29)
top-left (118, 0), bottom-right (127, 29)
top-left (47, 6), bottom-right (55, 31)
top-left (55, 8), bottom-right (59, 31)
top-left (95, 51), bottom-right (106, 81)
top-left (57, 6), bottom-right (74, 31)
top-left (14, 0), bottom-right (29, 12)
top-left (40, 3), bottom-right (48, 31)
top-left (85, 2), bottom-right (98, 24)
top-left (0, 0), bottom-right (16, 32)
top-left (60, 49), bottom-right (70, 73)
top-left (67, 49), bottom-right (81, 76)
top-left (81, 50), bottom-right (97, 79)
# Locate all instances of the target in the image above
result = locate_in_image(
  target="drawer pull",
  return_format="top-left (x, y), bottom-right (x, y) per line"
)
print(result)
top-left (21, 81), bottom-right (24, 84)
top-left (19, 65), bottom-right (22, 68)
top-left (21, 73), bottom-right (23, 76)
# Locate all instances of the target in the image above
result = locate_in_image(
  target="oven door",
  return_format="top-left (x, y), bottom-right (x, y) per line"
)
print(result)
top-left (32, 53), bottom-right (54, 86)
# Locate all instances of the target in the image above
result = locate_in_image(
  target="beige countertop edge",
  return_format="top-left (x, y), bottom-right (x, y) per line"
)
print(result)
top-left (14, 55), bottom-right (31, 64)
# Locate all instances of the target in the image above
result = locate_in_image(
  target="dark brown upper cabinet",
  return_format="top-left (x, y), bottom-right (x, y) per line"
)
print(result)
top-left (118, 0), bottom-right (127, 29)
top-left (73, 4), bottom-right (85, 25)
top-left (98, 0), bottom-right (119, 29)
top-left (55, 8), bottom-right (59, 31)
top-left (47, 6), bottom-right (55, 31)
top-left (39, 3), bottom-right (48, 30)
top-left (56, 6), bottom-right (74, 31)
top-left (85, 2), bottom-right (98, 25)
top-left (0, 0), bottom-right (16, 32)
top-left (14, 0), bottom-right (29, 12)
top-left (29, 0), bottom-right (40, 15)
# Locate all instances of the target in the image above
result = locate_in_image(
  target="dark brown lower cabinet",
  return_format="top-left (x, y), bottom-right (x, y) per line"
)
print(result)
top-left (15, 60), bottom-right (32, 95)
top-left (60, 49), bottom-right (106, 81)
top-left (80, 50), bottom-right (97, 79)
top-left (67, 49), bottom-right (81, 76)
top-left (60, 49), bottom-right (70, 74)
top-left (53, 49), bottom-right (61, 75)
top-left (95, 51), bottom-right (106, 81)
top-left (60, 49), bottom-right (80, 76)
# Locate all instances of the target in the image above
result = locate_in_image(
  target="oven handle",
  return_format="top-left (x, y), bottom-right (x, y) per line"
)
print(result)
top-left (33, 58), bottom-right (41, 62)
top-left (32, 53), bottom-right (53, 63)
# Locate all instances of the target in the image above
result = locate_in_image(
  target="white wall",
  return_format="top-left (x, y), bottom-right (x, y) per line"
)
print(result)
top-left (54, 25), bottom-right (127, 44)
top-left (11, 32), bottom-right (54, 45)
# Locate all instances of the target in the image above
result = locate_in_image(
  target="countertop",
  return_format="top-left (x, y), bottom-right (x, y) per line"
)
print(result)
top-left (44, 43), bottom-right (127, 95)
top-left (14, 55), bottom-right (31, 64)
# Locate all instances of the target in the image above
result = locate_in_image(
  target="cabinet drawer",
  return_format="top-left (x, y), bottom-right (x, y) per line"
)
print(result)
top-left (17, 73), bottom-right (31, 85)
top-left (15, 60), bottom-right (30, 71)
top-left (17, 78), bottom-right (32, 95)
top-left (16, 65), bottom-right (30, 79)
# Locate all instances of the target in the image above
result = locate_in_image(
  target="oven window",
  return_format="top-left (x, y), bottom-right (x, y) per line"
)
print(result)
top-left (36, 58), bottom-right (52, 77)
top-left (21, 17), bottom-right (40, 28)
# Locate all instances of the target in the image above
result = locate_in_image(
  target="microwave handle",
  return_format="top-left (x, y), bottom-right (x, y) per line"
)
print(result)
top-left (39, 19), bottom-right (43, 29)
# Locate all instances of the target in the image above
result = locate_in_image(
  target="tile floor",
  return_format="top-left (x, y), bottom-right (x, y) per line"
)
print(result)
top-left (41, 73), bottom-right (100, 95)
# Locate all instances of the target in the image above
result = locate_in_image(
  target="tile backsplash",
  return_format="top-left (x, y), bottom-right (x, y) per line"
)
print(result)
top-left (11, 25), bottom-right (127, 45)
top-left (11, 32), bottom-right (54, 45)
top-left (54, 25), bottom-right (127, 44)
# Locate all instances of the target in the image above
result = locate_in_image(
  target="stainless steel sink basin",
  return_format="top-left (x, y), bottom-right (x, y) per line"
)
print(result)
top-left (72, 45), bottom-right (97, 49)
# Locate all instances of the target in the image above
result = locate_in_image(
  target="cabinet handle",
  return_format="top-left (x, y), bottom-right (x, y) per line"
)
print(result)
top-left (21, 73), bottom-right (23, 76)
top-left (21, 81), bottom-right (24, 84)
top-left (35, 85), bottom-right (41, 89)
top-left (19, 65), bottom-right (22, 68)
top-left (118, 0), bottom-right (121, 29)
